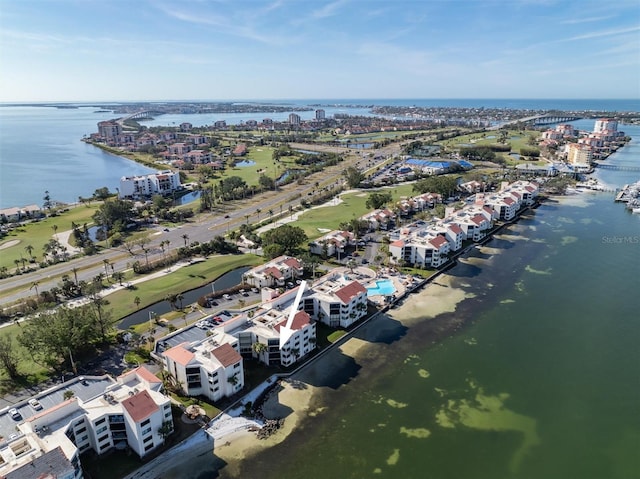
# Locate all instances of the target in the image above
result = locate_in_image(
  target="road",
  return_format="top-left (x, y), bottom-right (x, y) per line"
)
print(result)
top-left (0, 140), bottom-right (407, 307)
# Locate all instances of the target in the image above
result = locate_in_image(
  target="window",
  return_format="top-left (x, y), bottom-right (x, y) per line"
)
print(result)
top-left (98, 434), bottom-right (109, 442)
top-left (233, 363), bottom-right (240, 369)
top-left (144, 443), bottom-right (154, 452)
top-left (96, 425), bottom-right (108, 434)
top-left (95, 417), bottom-right (106, 426)
top-left (163, 404), bottom-right (171, 410)
top-left (142, 427), bottom-right (152, 436)
top-left (143, 434), bottom-right (153, 443)
top-left (79, 435), bottom-right (88, 443)
top-left (165, 412), bottom-right (171, 419)
top-left (76, 427), bottom-right (86, 434)
top-left (140, 418), bottom-right (150, 427)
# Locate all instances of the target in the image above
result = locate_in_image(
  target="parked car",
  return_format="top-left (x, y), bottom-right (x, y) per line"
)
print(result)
top-left (8, 408), bottom-right (21, 420)
top-left (223, 294), bottom-right (231, 300)
top-left (251, 287), bottom-right (259, 293)
top-left (28, 398), bottom-right (43, 410)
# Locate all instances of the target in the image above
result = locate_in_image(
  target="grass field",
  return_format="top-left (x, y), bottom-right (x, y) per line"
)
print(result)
top-left (106, 254), bottom-right (263, 321)
top-left (292, 184), bottom-right (415, 240)
top-left (437, 129), bottom-right (541, 165)
top-left (0, 253), bottom-right (264, 394)
top-left (0, 323), bottom-right (51, 395)
top-left (0, 203), bottom-right (100, 271)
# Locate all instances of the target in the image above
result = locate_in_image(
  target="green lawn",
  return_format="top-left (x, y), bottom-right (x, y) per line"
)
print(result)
top-left (0, 203), bottom-right (100, 271)
top-left (106, 254), bottom-right (263, 321)
top-left (0, 322), bottom-right (51, 395)
top-left (293, 184), bottom-right (415, 240)
top-left (437, 129), bottom-right (541, 165)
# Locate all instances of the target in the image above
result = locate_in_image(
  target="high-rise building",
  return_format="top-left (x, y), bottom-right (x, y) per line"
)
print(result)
top-left (288, 113), bottom-right (301, 125)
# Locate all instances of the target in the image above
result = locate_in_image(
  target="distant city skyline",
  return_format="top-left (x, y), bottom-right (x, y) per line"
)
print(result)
top-left (0, 0), bottom-right (638, 102)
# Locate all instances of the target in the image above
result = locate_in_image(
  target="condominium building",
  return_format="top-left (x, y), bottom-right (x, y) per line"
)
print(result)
top-left (244, 256), bottom-right (304, 288)
top-left (566, 143), bottom-right (593, 166)
top-left (119, 170), bottom-right (181, 199)
top-left (97, 121), bottom-right (122, 139)
top-left (315, 109), bottom-right (326, 120)
top-left (288, 113), bottom-right (301, 125)
top-left (593, 118), bottom-right (618, 133)
top-left (0, 367), bottom-right (172, 478)
top-left (162, 336), bottom-right (244, 402)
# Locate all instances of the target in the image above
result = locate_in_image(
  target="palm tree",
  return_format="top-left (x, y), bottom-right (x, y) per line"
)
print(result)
top-left (134, 296), bottom-right (141, 308)
top-left (13, 259), bottom-right (20, 272)
top-left (103, 259), bottom-right (111, 278)
top-left (268, 208), bottom-right (274, 219)
top-left (176, 293), bottom-right (184, 310)
top-left (182, 234), bottom-right (189, 247)
top-left (252, 341), bottom-right (268, 359)
top-left (24, 244), bottom-right (35, 262)
top-left (255, 208), bottom-right (261, 221)
top-left (30, 280), bottom-right (40, 297)
top-left (52, 224), bottom-right (58, 239)
top-left (71, 266), bottom-right (79, 285)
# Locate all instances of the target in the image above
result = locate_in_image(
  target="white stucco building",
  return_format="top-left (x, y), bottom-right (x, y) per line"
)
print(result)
top-left (0, 367), bottom-right (172, 478)
top-left (119, 170), bottom-right (181, 199)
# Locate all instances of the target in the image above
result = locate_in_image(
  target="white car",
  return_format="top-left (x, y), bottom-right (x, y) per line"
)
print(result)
top-left (8, 408), bottom-right (21, 420)
top-left (223, 294), bottom-right (231, 300)
top-left (28, 398), bottom-right (43, 410)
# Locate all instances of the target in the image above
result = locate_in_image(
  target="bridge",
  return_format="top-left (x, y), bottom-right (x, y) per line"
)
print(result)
top-left (121, 111), bottom-right (155, 121)
top-left (492, 114), bottom-right (582, 130)
top-left (595, 163), bottom-right (640, 172)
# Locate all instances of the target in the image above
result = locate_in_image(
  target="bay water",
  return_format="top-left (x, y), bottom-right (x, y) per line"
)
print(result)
top-left (209, 126), bottom-right (639, 479)
top-left (1, 99), bottom-right (637, 209)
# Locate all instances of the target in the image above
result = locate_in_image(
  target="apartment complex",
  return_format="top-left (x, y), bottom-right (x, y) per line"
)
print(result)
top-left (162, 335), bottom-right (244, 402)
top-left (0, 367), bottom-right (172, 478)
top-left (389, 181), bottom-right (538, 268)
top-left (243, 256), bottom-right (304, 289)
top-left (119, 170), bottom-right (182, 199)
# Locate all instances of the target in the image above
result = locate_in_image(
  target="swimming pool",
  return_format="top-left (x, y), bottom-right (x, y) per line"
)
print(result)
top-left (367, 279), bottom-right (396, 297)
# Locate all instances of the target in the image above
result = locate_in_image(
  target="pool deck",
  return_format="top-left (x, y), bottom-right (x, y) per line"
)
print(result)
top-left (333, 266), bottom-right (410, 306)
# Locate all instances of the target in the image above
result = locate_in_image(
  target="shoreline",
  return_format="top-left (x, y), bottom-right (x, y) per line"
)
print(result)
top-left (126, 198), bottom-right (544, 479)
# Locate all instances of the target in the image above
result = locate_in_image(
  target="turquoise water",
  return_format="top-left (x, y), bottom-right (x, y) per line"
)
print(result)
top-left (367, 279), bottom-right (396, 297)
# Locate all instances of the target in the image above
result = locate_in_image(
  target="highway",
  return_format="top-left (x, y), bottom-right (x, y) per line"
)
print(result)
top-left (0, 140), bottom-right (405, 307)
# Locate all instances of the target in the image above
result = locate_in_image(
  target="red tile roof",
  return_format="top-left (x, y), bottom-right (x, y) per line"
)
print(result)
top-left (264, 266), bottom-right (283, 279)
top-left (449, 224), bottom-right (463, 235)
top-left (212, 343), bottom-right (242, 368)
top-left (471, 215), bottom-right (486, 225)
top-left (163, 343), bottom-right (195, 366)
top-left (283, 257), bottom-right (301, 269)
top-left (123, 366), bottom-right (162, 384)
top-left (503, 197), bottom-right (515, 205)
top-left (430, 235), bottom-right (448, 248)
top-left (391, 240), bottom-right (405, 247)
top-left (276, 311), bottom-right (311, 332)
top-left (335, 281), bottom-right (367, 304)
top-left (122, 390), bottom-right (159, 423)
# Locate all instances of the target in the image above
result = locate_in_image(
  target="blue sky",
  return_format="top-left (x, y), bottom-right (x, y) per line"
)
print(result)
top-left (0, 0), bottom-right (638, 101)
